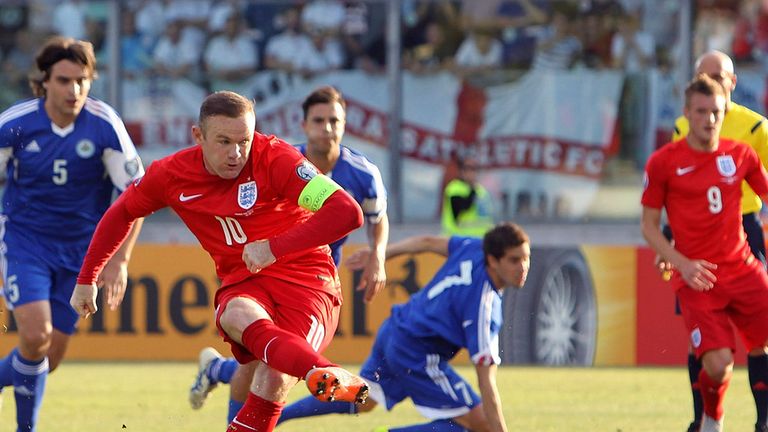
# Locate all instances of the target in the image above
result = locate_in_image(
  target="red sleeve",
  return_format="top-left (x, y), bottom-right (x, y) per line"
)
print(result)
top-left (76, 195), bottom-right (137, 284)
top-left (745, 146), bottom-right (768, 197)
top-left (640, 150), bottom-right (668, 209)
top-left (269, 188), bottom-right (363, 259)
top-left (123, 159), bottom-right (170, 218)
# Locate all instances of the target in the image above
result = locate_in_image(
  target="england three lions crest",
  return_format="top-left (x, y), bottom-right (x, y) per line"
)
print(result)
top-left (716, 155), bottom-right (736, 177)
top-left (238, 181), bottom-right (257, 209)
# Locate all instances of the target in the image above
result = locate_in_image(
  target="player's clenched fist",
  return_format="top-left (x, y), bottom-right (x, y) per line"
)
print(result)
top-left (70, 283), bottom-right (98, 319)
top-left (242, 239), bottom-right (276, 273)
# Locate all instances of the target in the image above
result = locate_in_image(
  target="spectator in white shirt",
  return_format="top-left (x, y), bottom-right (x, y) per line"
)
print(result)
top-left (301, 0), bottom-right (345, 35)
top-left (452, 28), bottom-right (503, 76)
top-left (152, 19), bottom-right (201, 81)
top-left (52, 0), bottom-right (87, 40)
top-left (204, 14), bottom-right (258, 90)
top-left (164, 0), bottom-right (211, 48)
top-left (134, 0), bottom-right (167, 47)
top-left (292, 25), bottom-right (345, 77)
top-left (610, 13), bottom-right (654, 73)
top-left (264, 6), bottom-right (311, 73)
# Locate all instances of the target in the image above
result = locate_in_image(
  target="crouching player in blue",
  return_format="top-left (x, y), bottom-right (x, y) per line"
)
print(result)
top-left (189, 85), bottom-right (389, 423)
top-left (278, 222), bottom-right (529, 431)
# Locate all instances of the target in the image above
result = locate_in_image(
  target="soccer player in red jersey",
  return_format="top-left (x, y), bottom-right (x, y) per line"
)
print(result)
top-left (642, 75), bottom-right (768, 432)
top-left (69, 91), bottom-right (367, 432)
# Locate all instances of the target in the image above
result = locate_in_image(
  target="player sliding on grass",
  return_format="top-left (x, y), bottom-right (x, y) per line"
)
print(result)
top-left (70, 90), bottom-right (367, 432)
top-left (642, 75), bottom-right (768, 432)
top-left (279, 222), bottom-right (529, 432)
top-left (187, 85), bottom-right (390, 424)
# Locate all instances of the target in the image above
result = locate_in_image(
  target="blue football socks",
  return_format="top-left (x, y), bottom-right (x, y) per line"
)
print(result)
top-left (277, 395), bottom-right (356, 424)
top-left (12, 351), bottom-right (49, 432)
top-left (208, 357), bottom-right (238, 385)
top-left (227, 399), bottom-right (244, 424)
top-left (388, 420), bottom-right (467, 431)
top-left (0, 347), bottom-right (18, 387)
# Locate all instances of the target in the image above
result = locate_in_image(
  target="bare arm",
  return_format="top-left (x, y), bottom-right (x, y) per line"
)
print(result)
top-left (640, 206), bottom-right (716, 291)
top-left (345, 234), bottom-right (449, 270)
top-left (476, 363), bottom-right (508, 432)
top-left (357, 213), bottom-right (389, 303)
top-left (386, 234), bottom-right (449, 258)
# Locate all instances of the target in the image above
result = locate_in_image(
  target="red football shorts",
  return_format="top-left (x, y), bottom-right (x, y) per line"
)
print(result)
top-left (214, 274), bottom-right (342, 364)
top-left (677, 259), bottom-right (768, 358)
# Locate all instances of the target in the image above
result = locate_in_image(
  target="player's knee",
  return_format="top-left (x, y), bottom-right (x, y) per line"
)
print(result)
top-left (458, 404), bottom-right (491, 432)
top-left (18, 329), bottom-right (53, 357)
top-left (701, 349), bottom-right (734, 382)
top-left (219, 298), bottom-right (270, 339)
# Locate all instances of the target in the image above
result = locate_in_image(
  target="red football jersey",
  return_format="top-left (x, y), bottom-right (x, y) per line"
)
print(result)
top-left (642, 137), bottom-right (768, 279)
top-left (121, 133), bottom-right (338, 292)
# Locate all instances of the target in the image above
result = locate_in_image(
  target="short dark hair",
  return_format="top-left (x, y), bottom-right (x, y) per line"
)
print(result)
top-left (301, 86), bottom-right (346, 120)
top-left (684, 74), bottom-right (726, 108)
top-left (199, 91), bottom-right (255, 130)
top-left (483, 222), bottom-right (530, 262)
top-left (29, 36), bottom-right (98, 97)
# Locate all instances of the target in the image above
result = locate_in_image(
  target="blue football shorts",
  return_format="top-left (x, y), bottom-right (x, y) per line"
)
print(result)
top-left (1, 228), bottom-right (83, 334)
top-left (360, 319), bottom-right (481, 419)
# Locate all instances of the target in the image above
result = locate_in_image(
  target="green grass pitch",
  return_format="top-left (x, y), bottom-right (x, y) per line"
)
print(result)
top-left (0, 363), bottom-right (757, 431)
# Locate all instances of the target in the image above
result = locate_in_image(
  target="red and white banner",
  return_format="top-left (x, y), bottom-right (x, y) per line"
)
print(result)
top-left (124, 69), bottom-right (624, 220)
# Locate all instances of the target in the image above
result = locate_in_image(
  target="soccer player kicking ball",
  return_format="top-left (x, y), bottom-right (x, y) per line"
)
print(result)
top-left (278, 222), bottom-right (529, 432)
top-left (188, 86), bottom-right (390, 424)
top-left (70, 91), bottom-right (368, 432)
top-left (642, 75), bottom-right (768, 432)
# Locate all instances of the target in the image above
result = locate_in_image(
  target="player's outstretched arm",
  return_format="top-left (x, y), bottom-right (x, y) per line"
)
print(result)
top-left (475, 363), bottom-right (508, 432)
top-left (345, 234), bottom-right (450, 271)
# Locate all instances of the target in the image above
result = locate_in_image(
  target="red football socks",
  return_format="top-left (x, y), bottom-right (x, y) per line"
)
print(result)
top-left (698, 369), bottom-right (730, 420)
top-left (240, 319), bottom-right (334, 378)
top-left (227, 393), bottom-right (285, 432)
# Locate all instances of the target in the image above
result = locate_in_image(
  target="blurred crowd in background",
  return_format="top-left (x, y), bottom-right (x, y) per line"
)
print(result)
top-left (0, 0), bottom-right (687, 103)
top-left (2, 0), bottom-right (767, 223)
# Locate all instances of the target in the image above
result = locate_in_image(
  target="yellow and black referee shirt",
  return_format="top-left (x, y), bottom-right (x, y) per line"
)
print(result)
top-left (673, 102), bottom-right (768, 214)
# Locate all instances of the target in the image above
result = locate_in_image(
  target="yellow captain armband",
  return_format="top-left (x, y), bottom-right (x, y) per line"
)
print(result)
top-left (298, 174), bottom-right (342, 212)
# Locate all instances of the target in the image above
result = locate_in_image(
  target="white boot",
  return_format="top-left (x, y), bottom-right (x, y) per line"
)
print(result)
top-left (700, 414), bottom-right (723, 432)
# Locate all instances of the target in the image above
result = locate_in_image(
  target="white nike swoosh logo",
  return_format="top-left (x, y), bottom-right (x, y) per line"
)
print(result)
top-left (263, 336), bottom-right (278, 364)
top-left (676, 166), bottom-right (695, 176)
top-left (462, 320), bottom-right (473, 328)
top-left (179, 193), bottom-right (203, 202)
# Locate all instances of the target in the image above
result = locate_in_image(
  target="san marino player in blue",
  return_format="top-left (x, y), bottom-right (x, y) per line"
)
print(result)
top-left (189, 86), bottom-right (389, 423)
top-left (0, 37), bottom-right (144, 431)
top-left (278, 222), bottom-right (529, 431)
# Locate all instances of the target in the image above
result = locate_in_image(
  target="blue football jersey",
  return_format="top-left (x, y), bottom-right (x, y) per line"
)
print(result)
top-left (0, 97), bottom-right (144, 240)
top-left (390, 236), bottom-right (503, 366)
top-left (296, 143), bottom-right (387, 265)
